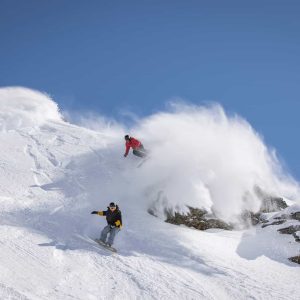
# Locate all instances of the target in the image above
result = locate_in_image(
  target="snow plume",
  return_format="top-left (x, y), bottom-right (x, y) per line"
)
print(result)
top-left (77, 102), bottom-right (300, 223)
top-left (0, 87), bottom-right (62, 131)
top-left (63, 110), bottom-right (125, 140)
top-left (133, 104), bottom-right (300, 221)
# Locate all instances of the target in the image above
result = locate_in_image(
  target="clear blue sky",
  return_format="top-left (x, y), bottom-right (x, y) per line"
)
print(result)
top-left (1, 0), bottom-right (299, 179)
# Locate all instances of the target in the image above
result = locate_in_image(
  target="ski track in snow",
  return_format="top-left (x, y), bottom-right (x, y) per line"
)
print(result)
top-left (0, 121), bottom-right (299, 299)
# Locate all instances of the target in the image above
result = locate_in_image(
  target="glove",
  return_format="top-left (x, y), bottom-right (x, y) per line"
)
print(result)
top-left (115, 220), bottom-right (122, 228)
top-left (91, 211), bottom-right (98, 214)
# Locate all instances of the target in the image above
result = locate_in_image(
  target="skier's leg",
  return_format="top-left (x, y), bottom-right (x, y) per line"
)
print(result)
top-left (100, 225), bottom-right (111, 243)
top-left (133, 147), bottom-right (147, 158)
top-left (139, 144), bottom-right (147, 157)
top-left (107, 227), bottom-right (120, 246)
top-left (133, 149), bottom-right (144, 157)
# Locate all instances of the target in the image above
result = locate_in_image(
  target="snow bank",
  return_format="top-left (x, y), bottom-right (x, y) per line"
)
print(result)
top-left (0, 87), bottom-right (62, 131)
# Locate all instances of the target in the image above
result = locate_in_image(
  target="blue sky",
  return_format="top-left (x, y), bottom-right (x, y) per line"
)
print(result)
top-left (0, 0), bottom-right (300, 179)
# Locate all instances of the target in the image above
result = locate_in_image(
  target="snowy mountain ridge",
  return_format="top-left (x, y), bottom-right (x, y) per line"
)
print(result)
top-left (0, 87), bottom-right (299, 300)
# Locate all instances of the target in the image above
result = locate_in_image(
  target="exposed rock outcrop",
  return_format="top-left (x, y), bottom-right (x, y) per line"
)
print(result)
top-left (261, 204), bottom-right (300, 264)
top-left (291, 212), bottom-right (300, 221)
top-left (241, 187), bottom-right (288, 226)
top-left (288, 255), bottom-right (300, 264)
top-left (260, 197), bottom-right (288, 213)
top-left (277, 225), bottom-right (300, 235)
top-left (262, 220), bottom-right (286, 228)
top-left (254, 186), bottom-right (288, 213)
top-left (165, 207), bottom-right (233, 231)
top-left (240, 211), bottom-right (268, 226)
top-left (277, 225), bottom-right (300, 243)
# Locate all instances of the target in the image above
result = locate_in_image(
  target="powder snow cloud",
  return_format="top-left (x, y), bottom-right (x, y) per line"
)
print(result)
top-left (67, 100), bottom-right (300, 222)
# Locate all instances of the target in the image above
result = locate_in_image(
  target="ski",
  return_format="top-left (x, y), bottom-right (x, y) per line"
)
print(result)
top-left (137, 156), bottom-right (150, 168)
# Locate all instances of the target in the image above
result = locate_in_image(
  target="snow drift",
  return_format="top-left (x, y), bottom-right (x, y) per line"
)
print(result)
top-left (0, 87), bottom-right (62, 131)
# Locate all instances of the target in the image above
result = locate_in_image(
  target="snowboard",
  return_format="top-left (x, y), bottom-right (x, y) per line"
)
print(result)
top-left (94, 239), bottom-right (117, 253)
top-left (137, 156), bottom-right (150, 168)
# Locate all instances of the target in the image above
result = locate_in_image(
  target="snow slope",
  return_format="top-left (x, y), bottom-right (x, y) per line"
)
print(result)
top-left (0, 87), bottom-right (299, 300)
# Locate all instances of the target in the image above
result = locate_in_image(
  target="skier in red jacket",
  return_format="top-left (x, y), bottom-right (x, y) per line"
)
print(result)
top-left (124, 135), bottom-right (147, 158)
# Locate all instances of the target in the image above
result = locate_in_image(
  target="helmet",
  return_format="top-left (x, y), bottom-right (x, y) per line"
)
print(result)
top-left (124, 135), bottom-right (130, 140)
top-left (109, 202), bottom-right (116, 208)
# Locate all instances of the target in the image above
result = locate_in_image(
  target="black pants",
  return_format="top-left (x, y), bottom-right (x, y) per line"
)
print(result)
top-left (133, 145), bottom-right (147, 158)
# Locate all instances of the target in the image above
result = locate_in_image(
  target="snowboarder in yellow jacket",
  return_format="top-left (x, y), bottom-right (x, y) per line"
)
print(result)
top-left (91, 202), bottom-right (122, 247)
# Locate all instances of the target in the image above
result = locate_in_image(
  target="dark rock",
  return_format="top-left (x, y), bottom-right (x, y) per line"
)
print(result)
top-left (147, 191), bottom-right (178, 218)
top-left (262, 220), bottom-right (286, 228)
top-left (250, 213), bottom-right (261, 225)
top-left (240, 211), bottom-right (264, 226)
top-left (204, 219), bottom-right (233, 230)
top-left (277, 225), bottom-right (300, 235)
top-left (165, 207), bottom-right (233, 231)
top-left (254, 186), bottom-right (288, 213)
top-left (260, 197), bottom-right (288, 213)
top-left (288, 255), bottom-right (300, 264)
top-left (293, 232), bottom-right (300, 243)
top-left (276, 214), bottom-right (289, 220)
top-left (291, 212), bottom-right (300, 221)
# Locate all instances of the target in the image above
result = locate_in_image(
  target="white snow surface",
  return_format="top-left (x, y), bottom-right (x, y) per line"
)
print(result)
top-left (0, 87), bottom-right (300, 300)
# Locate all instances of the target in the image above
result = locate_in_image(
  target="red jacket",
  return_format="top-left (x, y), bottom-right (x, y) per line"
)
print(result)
top-left (124, 137), bottom-right (141, 156)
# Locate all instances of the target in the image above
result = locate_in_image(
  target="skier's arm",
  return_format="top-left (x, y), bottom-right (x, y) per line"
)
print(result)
top-left (114, 212), bottom-right (122, 228)
top-left (124, 143), bottom-right (130, 157)
top-left (91, 211), bottom-right (107, 216)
